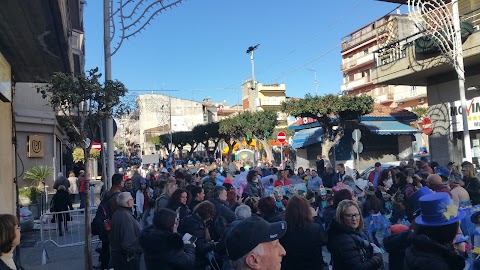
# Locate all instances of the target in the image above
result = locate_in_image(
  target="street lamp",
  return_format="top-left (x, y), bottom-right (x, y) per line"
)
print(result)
top-left (306, 68), bottom-right (318, 96)
top-left (246, 44), bottom-right (259, 111)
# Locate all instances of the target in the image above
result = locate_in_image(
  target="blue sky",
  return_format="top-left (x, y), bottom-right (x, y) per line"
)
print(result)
top-left (84, 0), bottom-right (404, 105)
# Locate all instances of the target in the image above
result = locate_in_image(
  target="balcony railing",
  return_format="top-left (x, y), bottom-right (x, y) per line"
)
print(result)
top-left (341, 76), bottom-right (371, 92)
top-left (395, 87), bottom-right (427, 102)
top-left (261, 99), bottom-right (283, 106)
top-left (341, 53), bottom-right (374, 71)
top-left (373, 7), bottom-right (480, 68)
top-left (376, 93), bottom-right (394, 103)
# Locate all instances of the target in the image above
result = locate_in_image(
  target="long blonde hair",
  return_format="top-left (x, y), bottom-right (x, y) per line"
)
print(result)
top-left (463, 164), bottom-right (477, 178)
top-left (335, 199), bottom-right (364, 232)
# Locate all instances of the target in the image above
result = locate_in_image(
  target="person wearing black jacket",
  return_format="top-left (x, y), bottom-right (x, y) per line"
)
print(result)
top-left (207, 186), bottom-right (236, 241)
top-left (50, 185), bottom-right (73, 236)
top-left (461, 164), bottom-right (480, 205)
top-left (258, 197), bottom-right (284, 223)
top-left (404, 192), bottom-right (466, 270)
top-left (140, 208), bottom-right (195, 270)
top-left (178, 201), bottom-right (217, 270)
top-left (383, 228), bottom-right (411, 270)
top-left (280, 195), bottom-right (327, 270)
top-left (109, 192), bottom-right (142, 270)
top-left (327, 200), bottom-right (383, 270)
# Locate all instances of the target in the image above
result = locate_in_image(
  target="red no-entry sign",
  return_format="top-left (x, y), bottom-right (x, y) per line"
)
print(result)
top-left (277, 131), bottom-right (286, 143)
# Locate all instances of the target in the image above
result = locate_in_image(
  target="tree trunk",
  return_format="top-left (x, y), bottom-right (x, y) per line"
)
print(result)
top-left (226, 140), bottom-right (237, 162)
top-left (259, 139), bottom-right (274, 162)
top-left (99, 121), bottom-right (108, 190)
top-left (83, 148), bottom-right (92, 270)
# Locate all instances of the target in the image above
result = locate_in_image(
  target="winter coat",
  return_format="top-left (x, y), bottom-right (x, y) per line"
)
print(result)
top-left (155, 193), bottom-right (169, 212)
top-left (50, 189), bottom-right (73, 222)
top-left (280, 222), bottom-right (327, 270)
top-left (168, 203), bottom-right (191, 221)
top-left (327, 219), bottom-right (383, 270)
top-left (464, 176), bottom-right (480, 205)
top-left (109, 207), bottom-right (142, 259)
top-left (78, 176), bottom-right (87, 193)
top-left (262, 211), bottom-right (284, 223)
top-left (404, 234), bottom-right (465, 270)
top-left (245, 181), bottom-right (265, 198)
top-left (136, 188), bottom-right (154, 214)
top-left (67, 177), bottom-right (79, 194)
top-left (53, 176), bottom-right (70, 190)
top-left (131, 173), bottom-right (143, 190)
top-left (202, 178), bottom-right (216, 197)
top-left (139, 226), bottom-right (195, 270)
top-left (178, 213), bottom-right (215, 270)
top-left (208, 198), bottom-right (236, 223)
top-left (189, 199), bottom-right (202, 211)
top-left (383, 230), bottom-right (411, 270)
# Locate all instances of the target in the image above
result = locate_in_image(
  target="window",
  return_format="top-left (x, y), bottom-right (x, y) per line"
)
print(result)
top-left (364, 48), bottom-right (369, 55)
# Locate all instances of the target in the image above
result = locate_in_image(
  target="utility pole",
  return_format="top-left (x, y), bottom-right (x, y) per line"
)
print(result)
top-left (246, 44), bottom-right (259, 111)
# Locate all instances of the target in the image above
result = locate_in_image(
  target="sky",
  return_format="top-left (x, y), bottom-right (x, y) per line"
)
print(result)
top-left (84, 0), bottom-right (405, 106)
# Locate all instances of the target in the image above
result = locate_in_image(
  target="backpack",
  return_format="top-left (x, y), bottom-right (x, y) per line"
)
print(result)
top-left (210, 204), bottom-right (228, 242)
top-left (91, 192), bottom-right (120, 237)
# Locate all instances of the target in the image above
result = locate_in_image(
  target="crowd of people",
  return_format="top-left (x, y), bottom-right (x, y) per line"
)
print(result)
top-left (82, 155), bottom-right (480, 270)
top-left (3, 155), bottom-right (480, 270)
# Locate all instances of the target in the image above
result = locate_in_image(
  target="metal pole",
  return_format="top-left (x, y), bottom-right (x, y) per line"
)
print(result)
top-left (314, 71), bottom-right (318, 96)
top-left (104, 0), bottom-right (114, 189)
top-left (280, 143), bottom-right (284, 169)
top-left (169, 95), bottom-right (173, 153)
top-left (452, 0), bottom-right (472, 162)
top-left (251, 50), bottom-right (257, 112)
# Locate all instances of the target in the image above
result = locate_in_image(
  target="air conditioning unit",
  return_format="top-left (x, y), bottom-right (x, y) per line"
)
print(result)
top-left (419, 98), bottom-right (425, 104)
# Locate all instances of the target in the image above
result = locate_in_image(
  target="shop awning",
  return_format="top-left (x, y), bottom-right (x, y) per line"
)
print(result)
top-left (292, 127), bottom-right (323, 149)
top-left (362, 120), bottom-right (419, 135)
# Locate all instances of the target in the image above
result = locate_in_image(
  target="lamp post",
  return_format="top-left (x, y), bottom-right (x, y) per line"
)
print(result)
top-left (246, 44), bottom-right (259, 111)
top-left (306, 68), bottom-right (318, 96)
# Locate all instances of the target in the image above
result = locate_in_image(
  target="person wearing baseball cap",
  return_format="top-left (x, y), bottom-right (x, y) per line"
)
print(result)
top-left (226, 216), bottom-right (287, 270)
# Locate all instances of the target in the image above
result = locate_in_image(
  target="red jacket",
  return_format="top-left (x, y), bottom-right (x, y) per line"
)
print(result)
top-left (79, 176), bottom-right (87, 193)
top-left (274, 178), bottom-right (291, 187)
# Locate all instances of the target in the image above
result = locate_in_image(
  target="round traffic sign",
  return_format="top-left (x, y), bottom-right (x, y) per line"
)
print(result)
top-left (277, 131), bottom-right (286, 143)
top-left (352, 129), bottom-right (361, 141)
top-left (353, 142), bottom-right (363, 153)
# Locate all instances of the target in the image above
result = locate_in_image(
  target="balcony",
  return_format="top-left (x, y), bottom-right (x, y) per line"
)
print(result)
top-left (376, 92), bottom-right (395, 104)
top-left (341, 53), bottom-right (375, 71)
top-left (372, 6), bottom-right (480, 86)
top-left (341, 76), bottom-right (372, 92)
top-left (261, 99), bottom-right (283, 106)
top-left (395, 87), bottom-right (427, 103)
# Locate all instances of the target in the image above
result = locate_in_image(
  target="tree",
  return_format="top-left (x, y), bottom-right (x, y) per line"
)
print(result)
top-left (281, 94), bottom-right (374, 160)
top-left (37, 68), bottom-right (128, 269)
top-left (242, 110), bottom-right (278, 162)
top-left (219, 117), bottom-right (243, 162)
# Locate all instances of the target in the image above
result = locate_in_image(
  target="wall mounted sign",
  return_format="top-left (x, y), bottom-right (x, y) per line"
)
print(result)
top-left (28, 135), bottom-right (44, 158)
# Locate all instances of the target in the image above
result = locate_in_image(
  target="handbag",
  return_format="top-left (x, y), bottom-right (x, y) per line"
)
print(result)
top-left (49, 195), bottom-right (56, 213)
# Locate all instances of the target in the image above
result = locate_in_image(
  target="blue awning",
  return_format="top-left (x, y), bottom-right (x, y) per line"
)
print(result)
top-left (362, 120), bottom-right (419, 135)
top-left (292, 127), bottom-right (323, 149)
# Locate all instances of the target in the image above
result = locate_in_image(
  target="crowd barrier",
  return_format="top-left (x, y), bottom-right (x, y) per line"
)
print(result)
top-left (40, 207), bottom-right (99, 265)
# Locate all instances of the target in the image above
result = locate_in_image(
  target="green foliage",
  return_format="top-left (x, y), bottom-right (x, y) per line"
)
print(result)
top-left (412, 106), bottom-right (428, 119)
top-left (37, 68), bottom-right (130, 146)
top-left (72, 147), bottom-right (100, 162)
top-left (19, 186), bottom-right (43, 204)
top-left (90, 148), bottom-right (101, 160)
top-left (281, 94), bottom-right (374, 121)
top-left (73, 148), bottom-right (84, 163)
top-left (24, 166), bottom-right (53, 187)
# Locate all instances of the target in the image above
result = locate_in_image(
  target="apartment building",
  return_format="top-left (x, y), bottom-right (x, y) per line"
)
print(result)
top-left (341, 12), bottom-right (428, 110)
top-left (372, 0), bottom-right (480, 165)
top-left (241, 81), bottom-right (288, 127)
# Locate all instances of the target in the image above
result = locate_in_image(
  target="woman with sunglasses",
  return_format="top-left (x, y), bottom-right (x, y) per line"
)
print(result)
top-left (327, 200), bottom-right (384, 270)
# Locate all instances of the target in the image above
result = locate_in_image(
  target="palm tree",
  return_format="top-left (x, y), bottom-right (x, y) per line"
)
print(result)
top-left (24, 165), bottom-right (53, 188)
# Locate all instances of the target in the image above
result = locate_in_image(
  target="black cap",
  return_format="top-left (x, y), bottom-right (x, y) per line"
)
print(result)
top-left (374, 162), bottom-right (381, 167)
top-left (226, 216), bottom-right (287, 261)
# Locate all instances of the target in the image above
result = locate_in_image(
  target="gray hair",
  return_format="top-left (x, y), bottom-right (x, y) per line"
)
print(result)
top-left (230, 244), bottom-right (265, 269)
top-left (116, 192), bottom-right (133, 207)
top-left (58, 172), bottom-right (63, 178)
top-left (235, 205), bottom-right (252, 220)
